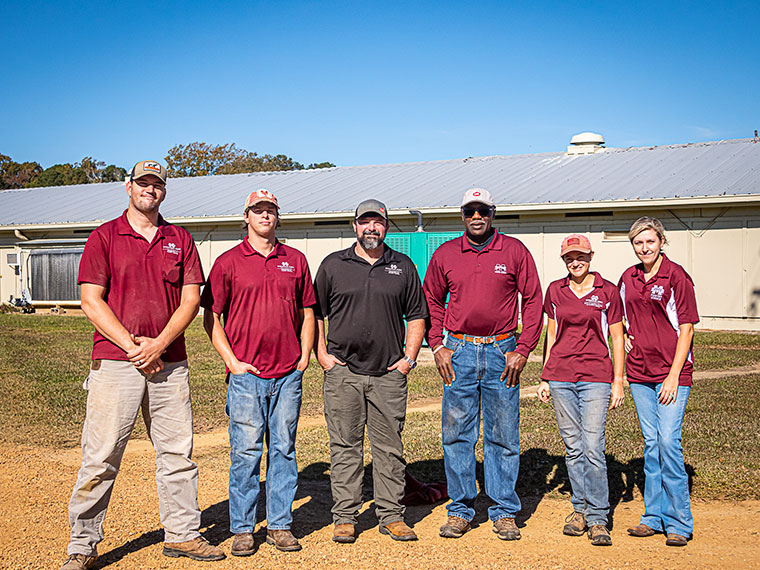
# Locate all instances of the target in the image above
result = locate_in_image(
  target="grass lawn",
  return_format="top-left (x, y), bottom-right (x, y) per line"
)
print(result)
top-left (1, 314), bottom-right (759, 500)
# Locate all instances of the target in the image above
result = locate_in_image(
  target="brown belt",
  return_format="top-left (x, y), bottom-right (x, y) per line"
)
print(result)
top-left (449, 331), bottom-right (515, 345)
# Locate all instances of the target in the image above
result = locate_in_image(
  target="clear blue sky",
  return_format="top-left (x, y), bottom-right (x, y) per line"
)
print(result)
top-left (2, 1), bottom-right (758, 170)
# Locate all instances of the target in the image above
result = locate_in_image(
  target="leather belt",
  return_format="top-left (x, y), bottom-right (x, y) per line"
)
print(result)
top-left (449, 331), bottom-right (515, 345)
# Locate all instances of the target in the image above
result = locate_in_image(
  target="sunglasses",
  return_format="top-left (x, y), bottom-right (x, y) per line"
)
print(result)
top-left (462, 206), bottom-right (494, 218)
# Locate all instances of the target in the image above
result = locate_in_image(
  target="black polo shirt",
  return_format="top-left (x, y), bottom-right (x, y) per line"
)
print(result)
top-left (314, 244), bottom-right (428, 376)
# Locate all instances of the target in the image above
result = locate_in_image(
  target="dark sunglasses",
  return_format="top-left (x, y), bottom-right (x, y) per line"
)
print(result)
top-left (462, 206), bottom-right (494, 218)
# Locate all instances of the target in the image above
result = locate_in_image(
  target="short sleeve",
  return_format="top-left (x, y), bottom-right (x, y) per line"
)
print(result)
top-left (180, 230), bottom-right (204, 285)
top-left (201, 259), bottom-right (231, 315)
top-left (605, 281), bottom-right (623, 324)
top-left (298, 257), bottom-right (316, 308)
top-left (673, 270), bottom-right (699, 325)
top-left (543, 284), bottom-right (556, 319)
top-left (313, 261), bottom-right (331, 319)
top-left (403, 261), bottom-right (428, 321)
top-left (78, 229), bottom-right (110, 287)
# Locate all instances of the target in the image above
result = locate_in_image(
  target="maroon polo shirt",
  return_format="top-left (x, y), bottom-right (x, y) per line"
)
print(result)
top-left (423, 232), bottom-right (543, 358)
top-left (541, 273), bottom-right (623, 383)
top-left (618, 254), bottom-right (699, 386)
top-left (78, 210), bottom-right (204, 362)
top-left (201, 239), bottom-right (316, 379)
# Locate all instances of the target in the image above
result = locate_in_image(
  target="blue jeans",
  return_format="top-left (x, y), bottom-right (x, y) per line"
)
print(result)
top-left (227, 369), bottom-right (303, 533)
top-left (442, 335), bottom-right (520, 522)
top-left (630, 382), bottom-right (693, 536)
top-left (549, 381), bottom-right (611, 526)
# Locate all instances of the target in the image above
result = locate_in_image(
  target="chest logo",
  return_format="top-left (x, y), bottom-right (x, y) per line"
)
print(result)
top-left (163, 242), bottom-right (181, 255)
top-left (494, 263), bottom-right (507, 275)
top-left (650, 284), bottom-right (665, 301)
top-left (277, 261), bottom-right (295, 273)
top-left (584, 294), bottom-right (604, 309)
top-left (385, 263), bottom-right (403, 275)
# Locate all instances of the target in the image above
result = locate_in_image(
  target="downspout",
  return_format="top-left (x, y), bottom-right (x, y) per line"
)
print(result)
top-left (409, 210), bottom-right (425, 232)
top-left (14, 230), bottom-right (29, 241)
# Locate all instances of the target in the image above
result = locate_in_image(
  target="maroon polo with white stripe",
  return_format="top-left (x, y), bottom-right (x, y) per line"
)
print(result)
top-left (423, 232), bottom-right (543, 358)
top-left (201, 239), bottom-right (316, 378)
top-left (78, 210), bottom-right (205, 362)
top-left (618, 254), bottom-right (699, 386)
top-left (541, 272), bottom-right (623, 383)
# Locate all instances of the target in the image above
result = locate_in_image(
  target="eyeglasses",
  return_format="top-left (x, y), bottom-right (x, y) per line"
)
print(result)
top-left (247, 207), bottom-right (278, 216)
top-left (462, 206), bottom-right (493, 218)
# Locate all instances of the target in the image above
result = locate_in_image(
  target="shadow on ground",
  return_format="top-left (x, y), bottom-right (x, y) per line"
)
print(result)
top-left (92, 454), bottom-right (694, 567)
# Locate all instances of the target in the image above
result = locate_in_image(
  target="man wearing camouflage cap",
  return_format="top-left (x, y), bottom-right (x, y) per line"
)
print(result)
top-left (60, 161), bottom-right (224, 569)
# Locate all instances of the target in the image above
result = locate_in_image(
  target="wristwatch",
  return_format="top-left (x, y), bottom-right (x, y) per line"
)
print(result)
top-left (403, 356), bottom-right (417, 369)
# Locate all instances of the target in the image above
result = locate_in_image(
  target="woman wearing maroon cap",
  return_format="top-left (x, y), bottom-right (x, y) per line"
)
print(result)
top-left (618, 217), bottom-right (698, 547)
top-left (537, 234), bottom-right (625, 546)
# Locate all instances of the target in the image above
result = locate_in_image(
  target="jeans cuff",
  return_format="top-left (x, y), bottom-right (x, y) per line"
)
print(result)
top-left (492, 514), bottom-right (517, 522)
top-left (267, 525), bottom-right (291, 531)
top-left (447, 513), bottom-right (473, 523)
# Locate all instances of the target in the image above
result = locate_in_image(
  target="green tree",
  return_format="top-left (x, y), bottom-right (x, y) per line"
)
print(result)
top-left (99, 164), bottom-right (127, 182)
top-left (0, 154), bottom-right (42, 189)
top-left (307, 161), bottom-right (336, 169)
top-left (166, 142), bottom-right (334, 177)
top-left (27, 163), bottom-right (88, 187)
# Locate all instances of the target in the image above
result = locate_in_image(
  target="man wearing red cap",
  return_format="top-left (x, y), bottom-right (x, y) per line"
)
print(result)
top-left (61, 161), bottom-right (224, 570)
top-left (424, 188), bottom-right (543, 542)
top-left (202, 189), bottom-right (315, 555)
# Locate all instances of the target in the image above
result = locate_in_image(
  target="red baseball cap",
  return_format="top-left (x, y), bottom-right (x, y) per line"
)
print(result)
top-left (244, 189), bottom-right (279, 211)
top-left (560, 234), bottom-right (593, 256)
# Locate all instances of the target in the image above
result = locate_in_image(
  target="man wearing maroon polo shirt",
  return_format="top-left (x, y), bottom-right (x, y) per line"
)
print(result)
top-left (423, 188), bottom-right (543, 542)
top-left (61, 161), bottom-right (224, 570)
top-left (202, 189), bottom-right (315, 556)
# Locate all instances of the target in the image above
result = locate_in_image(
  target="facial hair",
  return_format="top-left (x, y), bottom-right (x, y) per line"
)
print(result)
top-left (358, 231), bottom-right (383, 251)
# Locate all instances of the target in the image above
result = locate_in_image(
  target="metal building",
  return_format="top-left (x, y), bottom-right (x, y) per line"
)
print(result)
top-left (1, 135), bottom-right (759, 329)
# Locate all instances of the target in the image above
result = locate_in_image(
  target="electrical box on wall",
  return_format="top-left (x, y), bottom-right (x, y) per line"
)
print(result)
top-left (6, 253), bottom-right (20, 267)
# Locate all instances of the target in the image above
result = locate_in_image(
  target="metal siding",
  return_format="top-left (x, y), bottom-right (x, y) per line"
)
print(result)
top-left (2, 138), bottom-right (760, 227)
top-left (28, 249), bottom-right (83, 301)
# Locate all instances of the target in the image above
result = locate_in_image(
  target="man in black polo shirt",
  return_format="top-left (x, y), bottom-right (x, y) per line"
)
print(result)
top-left (314, 199), bottom-right (427, 544)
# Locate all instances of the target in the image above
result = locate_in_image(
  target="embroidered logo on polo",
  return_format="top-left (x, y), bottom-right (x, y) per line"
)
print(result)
top-left (385, 263), bottom-right (403, 275)
top-left (277, 261), bottom-right (295, 273)
top-left (650, 285), bottom-right (665, 301)
top-left (163, 242), bottom-right (181, 255)
top-left (585, 294), bottom-right (604, 309)
top-left (494, 263), bottom-right (507, 274)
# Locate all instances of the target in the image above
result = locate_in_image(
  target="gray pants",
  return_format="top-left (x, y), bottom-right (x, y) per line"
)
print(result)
top-left (67, 360), bottom-right (201, 556)
top-left (323, 365), bottom-right (408, 526)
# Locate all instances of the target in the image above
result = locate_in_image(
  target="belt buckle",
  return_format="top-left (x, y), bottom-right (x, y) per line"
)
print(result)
top-left (472, 336), bottom-right (483, 344)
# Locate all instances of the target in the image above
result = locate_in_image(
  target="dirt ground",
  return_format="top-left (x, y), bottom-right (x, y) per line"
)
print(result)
top-left (3, 399), bottom-right (760, 570)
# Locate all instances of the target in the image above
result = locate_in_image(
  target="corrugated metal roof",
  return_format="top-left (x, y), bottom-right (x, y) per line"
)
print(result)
top-left (2, 138), bottom-right (759, 227)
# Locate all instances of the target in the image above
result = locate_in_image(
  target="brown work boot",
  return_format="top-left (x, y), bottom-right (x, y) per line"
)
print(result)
top-left (266, 529), bottom-right (302, 551)
top-left (562, 511), bottom-right (587, 536)
top-left (665, 533), bottom-right (689, 547)
top-left (333, 523), bottom-right (356, 543)
top-left (439, 515), bottom-right (471, 538)
top-left (163, 536), bottom-right (226, 561)
top-left (493, 517), bottom-right (521, 541)
top-left (60, 554), bottom-right (98, 570)
top-left (231, 532), bottom-right (256, 556)
top-left (588, 524), bottom-right (612, 546)
top-left (627, 523), bottom-right (657, 537)
top-left (379, 520), bottom-right (418, 541)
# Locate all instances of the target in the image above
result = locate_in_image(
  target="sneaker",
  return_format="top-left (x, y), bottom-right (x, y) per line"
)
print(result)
top-left (439, 516), bottom-right (471, 538)
top-left (60, 554), bottom-right (98, 570)
top-left (588, 525), bottom-right (612, 546)
top-left (332, 523), bottom-right (356, 544)
top-left (493, 517), bottom-right (521, 541)
top-left (379, 521), bottom-right (418, 541)
top-left (163, 536), bottom-right (226, 561)
top-left (231, 532), bottom-right (256, 556)
top-left (266, 529), bottom-right (302, 551)
top-left (562, 512), bottom-right (587, 536)
top-left (665, 533), bottom-right (689, 547)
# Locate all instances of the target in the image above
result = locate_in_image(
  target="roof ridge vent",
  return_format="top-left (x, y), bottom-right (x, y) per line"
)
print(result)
top-left (567, 132), bottom-right (605, 155)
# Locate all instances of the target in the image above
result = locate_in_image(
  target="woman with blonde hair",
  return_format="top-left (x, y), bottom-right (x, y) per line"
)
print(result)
top-left (619, 217), bottom-right (698, 547)
top-left (538, 234), bottom-right (625, 546)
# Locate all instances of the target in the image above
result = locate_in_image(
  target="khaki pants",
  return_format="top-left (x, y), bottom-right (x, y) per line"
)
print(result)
top-left (323, 365), bottom-right (408, 527)
top-left (67, 360), bottom-right (200, 556)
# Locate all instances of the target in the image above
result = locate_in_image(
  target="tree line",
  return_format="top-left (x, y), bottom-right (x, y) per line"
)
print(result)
top-left (0, 143), bottom-right (335, 190)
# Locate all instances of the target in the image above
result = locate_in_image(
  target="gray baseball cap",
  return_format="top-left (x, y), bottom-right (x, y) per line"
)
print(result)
top-left (355, 199), bottom-right (388, 220)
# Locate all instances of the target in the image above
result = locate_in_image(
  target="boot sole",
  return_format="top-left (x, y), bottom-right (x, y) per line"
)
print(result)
top-left (332, 535), bottom-right (356, 543)
top-left (439, 527), bottom-right (469, 538)
top-left (563, 525), bottom-right (587, 536)
top-left (162, 547), bottom-right (226, 561)
top-left (379, 525), bottom-right (418, 541)
top-left (265, 536), bottom-right (302, 551)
